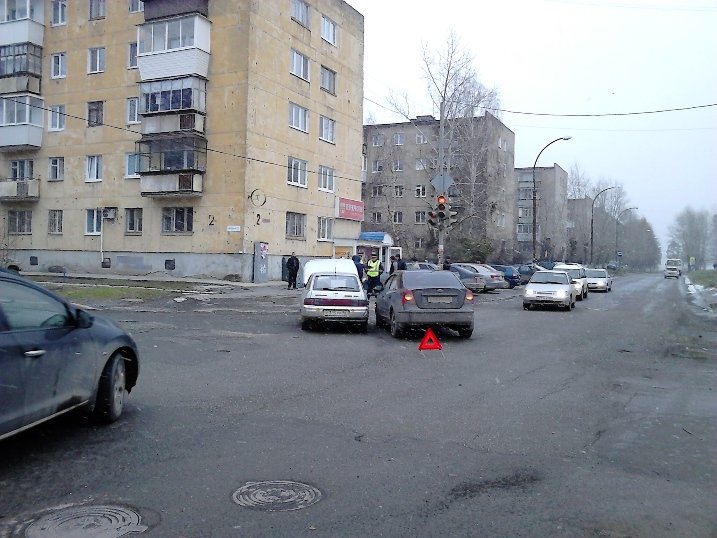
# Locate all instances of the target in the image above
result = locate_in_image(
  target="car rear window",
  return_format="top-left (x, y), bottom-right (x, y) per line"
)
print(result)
top-left (312, 275), bottom-right (361, 291)
top-left (403, 271), bottom-right (460, 288)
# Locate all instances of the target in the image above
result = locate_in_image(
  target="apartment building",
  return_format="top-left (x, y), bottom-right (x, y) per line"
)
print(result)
top-left (515, 164), bottom-right (568, 262)
top-left (362, 112), bottom-right (516, 262)
top-left (0, 0), bottom-right (364, 280)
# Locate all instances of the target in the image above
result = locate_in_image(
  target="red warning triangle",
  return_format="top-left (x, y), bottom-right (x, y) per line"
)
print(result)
top-left (418, 328), bottom-right (442, 351)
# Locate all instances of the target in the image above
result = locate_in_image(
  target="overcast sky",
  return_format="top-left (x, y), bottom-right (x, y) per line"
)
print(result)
top-left (346, 0), bottom-right (717, 255)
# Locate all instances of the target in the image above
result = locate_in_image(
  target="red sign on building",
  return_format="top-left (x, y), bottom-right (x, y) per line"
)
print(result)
top-left (337, 198), bottom-right (364, 221)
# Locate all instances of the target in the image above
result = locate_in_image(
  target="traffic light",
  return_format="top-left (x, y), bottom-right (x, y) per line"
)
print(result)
top-left (447, 205), bottom-right (458, 227)
top-left (427, 209), bottom-right (439, 227)
top-left (437, 195), bottom-right (447, 221)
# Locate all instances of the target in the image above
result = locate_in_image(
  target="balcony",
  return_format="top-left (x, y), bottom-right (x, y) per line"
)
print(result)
top-left (0, 123), bottom-right (43, 151)
top-left (0, 8), bottom-right (45, 47)
top-left (0, 179), bottom-right (39, 201)
top-left (140, 173), bottom-right (202, 197)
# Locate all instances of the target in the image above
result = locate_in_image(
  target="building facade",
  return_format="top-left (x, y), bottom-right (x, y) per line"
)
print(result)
top-left (362, 112), bottom-right (516, 262)
top-left (0, 0), bottom-right (364, 280)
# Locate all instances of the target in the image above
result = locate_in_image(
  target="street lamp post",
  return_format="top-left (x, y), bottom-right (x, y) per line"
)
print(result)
top-left (532, 136), bottom-right (571, 261)
top-left (589, 186), bottom-right (616, 266)
top-left (615, 206), bottom-right (637, 269)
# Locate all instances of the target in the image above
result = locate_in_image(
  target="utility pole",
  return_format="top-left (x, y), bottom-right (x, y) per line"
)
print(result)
top-left (437, 100), bottom-right (446, 267)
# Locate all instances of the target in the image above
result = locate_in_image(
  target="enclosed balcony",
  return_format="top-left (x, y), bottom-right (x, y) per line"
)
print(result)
top-left (0, 178), bottom-right (39, 201)
top-left (0, 43), bottom-right (42, 94)
top-left (0, 94), bottom-right (43, 151)
top-left (140, 172), bottom-right (202, 197)
top-left (136, 134), bottom-right (207, 173)
top-left (0, 0), bottom-right (45, 47)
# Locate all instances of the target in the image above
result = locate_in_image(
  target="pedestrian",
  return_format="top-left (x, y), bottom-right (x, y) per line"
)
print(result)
top-left (352, 254), bottom-right (364, 280)
top-left (396, 253), bottom-right (407, 271)
top-left (443, 256), bottom-right (452, 270)
top-left (286, 252), bottom-right (300, 289)
top-left (389, 255), bottom-right (397, 275)
top-left (365, 253), bottom-right (383, 296)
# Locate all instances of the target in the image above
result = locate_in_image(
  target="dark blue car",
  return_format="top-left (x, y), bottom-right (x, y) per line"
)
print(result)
top-left (490, 265), bottom-right (522, 288)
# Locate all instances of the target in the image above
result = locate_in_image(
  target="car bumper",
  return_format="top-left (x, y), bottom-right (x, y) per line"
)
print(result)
top-left (587, 283), bottom-right (608, 291)
top-left (301, 307), bottom-right (368, 322)
top-left (394, 309), bottom-right (474, 327)
top-left (523, 296), bottom-right (571, 307)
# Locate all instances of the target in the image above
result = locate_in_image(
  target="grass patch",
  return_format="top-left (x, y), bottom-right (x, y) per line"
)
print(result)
top-left (41, 284), bottom-right (176, 302)
top-left (690, 270), bottom-right (717, 289)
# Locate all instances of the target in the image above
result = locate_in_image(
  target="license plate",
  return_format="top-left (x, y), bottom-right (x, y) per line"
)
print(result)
top-left (324, 309), bottom-right (349, 318)
top-left (427, 296), bottom-right (452, 304)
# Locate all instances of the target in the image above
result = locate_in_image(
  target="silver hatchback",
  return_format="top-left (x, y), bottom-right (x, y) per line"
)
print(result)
top-left (301, 272), bottom-right (369, 332)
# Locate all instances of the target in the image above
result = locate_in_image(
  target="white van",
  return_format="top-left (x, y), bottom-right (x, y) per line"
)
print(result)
top-left (664, 258), bottom-right (682, 279)
top-left (301, 258), bottom-right (359, 286)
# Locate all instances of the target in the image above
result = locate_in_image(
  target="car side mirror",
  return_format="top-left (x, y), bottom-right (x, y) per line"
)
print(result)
top-left (571, 279), bottom-right (579, 284)
top-left (75, 308), bottom-right (94, 329)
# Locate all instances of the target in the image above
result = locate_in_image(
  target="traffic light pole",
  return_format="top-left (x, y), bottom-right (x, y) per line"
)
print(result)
top-left (437, 100), bottom-right (446, 267)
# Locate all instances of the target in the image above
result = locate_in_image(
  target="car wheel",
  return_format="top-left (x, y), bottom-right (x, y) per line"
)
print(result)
top-left (523, 303), bottom-right (532, 311)
top-left (374, 307), bottom-right (384, 328)
top-left (94, 353), bottom-right (126, 423)
top-left (301, 319), bottom-right (313, 331)
top-left (457, 326), bottom-right (473, 339)
top-left (389, 310), bottom-right (404, 338)
top-left (564, 302), bottom-right (572, 312)
top-left (583, 289), bottom-right (588, 299)
top-left (356, 321), bottom-right (368, 334)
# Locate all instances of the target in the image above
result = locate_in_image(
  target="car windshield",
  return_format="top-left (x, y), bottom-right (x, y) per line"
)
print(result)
top-left (586, 269), bottom-right (607, 278)
top-left (403, 271), bottom-right (460, 288)
top-left (530, 272), bottom-right (568, 285)
top-left (313, 275), bottom-right (360, 291)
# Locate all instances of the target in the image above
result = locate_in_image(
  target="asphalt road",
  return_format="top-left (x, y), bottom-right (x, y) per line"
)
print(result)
top-left (1, 274), bottom-right (715, 537)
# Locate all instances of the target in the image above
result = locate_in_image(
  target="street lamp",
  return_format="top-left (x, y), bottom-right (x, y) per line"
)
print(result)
top-left (615, 207), bottom-right (637, 269)
top-left (589, 186), bottom-right (616, 266)
top-left (532, 136), bottom-right (571, 261)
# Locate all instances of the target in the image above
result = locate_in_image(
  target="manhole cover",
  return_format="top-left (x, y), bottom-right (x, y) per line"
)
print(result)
top-left (24, 505), bottom-right (147, 538)
top-left (232, 480), bottom-right (322, 512)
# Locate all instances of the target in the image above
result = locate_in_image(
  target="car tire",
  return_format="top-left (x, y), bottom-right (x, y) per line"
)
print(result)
top-left (564, 303), bottom-right (572, 312)
top-left (301, 319), bottom-right (313, 331)
top-left (94, 353), bottom-right (126, 423)
top-left (389, 310), bottom-right (404, 338)
top-left (583, 289), bottom-right (588, 299)
top-left (523, 303), bottom-right (531, 310)
top-left (374, 307), bottom-right (384, 328)
top-left (457, 326), bottom-right (473, 339)
top-left (357, 321), bottom-right (368, 334)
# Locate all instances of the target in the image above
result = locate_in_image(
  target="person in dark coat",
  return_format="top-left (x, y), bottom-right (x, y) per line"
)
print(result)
top-left (352, 254), bottom-right (364, 280)
top-left (442, 256), bottom-right (452, 270)
top-left (395, 254), bottom-right (407, 271)
top-left (286, 252), bottom-right (300, 289)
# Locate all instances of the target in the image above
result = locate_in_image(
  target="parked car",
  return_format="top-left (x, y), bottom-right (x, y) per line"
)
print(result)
top-left (452, 263), bottom-right (507, 291)
top-left (585, 268), bottom-right (613, 292)
top-left (553, 263), bottom-right (589, 300)
top-left (449, 264), bottom-right (486, 292)
top-left (301, 272), bottom-right (369, 332)
top-left (523, 270), bottom-right (576, 311)
top-left (517, 263), bottom-right (538, 284)
top-left (0, 271), bottom-right (140, 441)
top-left (405, 261), bottom-right (439, 271)
top-left (374, 270), bottom-right (475, 339)
top-left (490, 264), bottom-right (521, 288)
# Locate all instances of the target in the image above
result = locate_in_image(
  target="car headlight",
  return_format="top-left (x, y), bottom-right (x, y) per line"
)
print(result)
top-left (525, 289), bottom-right (535, 297)
top-left (556, 290), bottom-right (567, 298)
top-left (597, 280), bottom-right (605, 286)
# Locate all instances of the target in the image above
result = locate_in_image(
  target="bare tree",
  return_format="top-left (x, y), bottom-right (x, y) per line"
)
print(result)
top-left (568, 163), bottom-right (591, 199)
top-left (669, 207), bottom-right (710, 270)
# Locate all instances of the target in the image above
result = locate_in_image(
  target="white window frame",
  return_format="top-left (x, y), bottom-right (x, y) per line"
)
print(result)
top-left (321, 15), bottom-right (337, 46)
top-left (85, 208), bottom-right (102, 235)
top-left (128, 42), bottom-right (138, 68)
top-left (125, 153), bottom-right (140, 178)
top-left (371, 134), bottom-right (384, 147)
top-left (393, 133), bottom-right (404, 145)
top-left (371, 185), bottom-right (383, 197)
top-left (291, 0), bottom-right (310, 27)
top-left (394, 185), bottom-right (403, 197)
top-left (414, 238), bottom-right (424, 249)
top-left (129, 0), bottom-right (144, 13)
top-left (88, 47), bottom-right (106, 74)
top-left (89, 0), bottom-right (106, 19)
top-left (48, 157), bottom-right (64, 181)
top-left (127, 97), bottom-right (139, 124)
top-left (318, 165), bottom-right (335, 192)
top-left (415, 211), bottom-right (426, 224)
top-left (162, 207), bottom-right (194, 233)
top-left (371, 211), bottom-right (382, 224)
top-left (125, 208), bottom-right (143, 233)
top-left (52, 0), bottom-right (67, 25)
top-left (287, 156), bottom-right (308, 187)
top-left (10, 159), bottom-right (33, 181)
top-left (372, 160), bottom-right (383, 173)
top-left (392, 160), bottom-right (403, 172)
top-left (393, 211), bottom-right (403, 224)
top-left (415, 185), bottom-right (427, 198)
top-left (320, 65), bottom-right (336, 94)
top-left (285, 212), bottom-right (306, 238)
top-left (517, 223), bottom-right (532, 234)
top-left (415, 158), bottom-right (428, 171)
top-left (416, 133), bottom-right (427, 144)
top-left (86, 155), bottom-right (103, 182)
top-left (288, 102), bottom-right (308, 132)
top-left (290, 49), bottom-right (310, 81)
top-left (319, 115), bottom-right (336, 143)
top-left (49, 104), bottom-right (65, 130)
top-left (51, 53), bottom-right (66, 78)
top-left (317, 217), bottom-right (333, 241)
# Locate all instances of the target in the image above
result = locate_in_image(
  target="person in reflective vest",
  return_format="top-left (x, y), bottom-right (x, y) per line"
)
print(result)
top-left (366, 253), bottom-right (382, 296)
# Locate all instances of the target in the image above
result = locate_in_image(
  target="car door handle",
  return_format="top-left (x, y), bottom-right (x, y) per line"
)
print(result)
top-left (24, 349), bottom-right (46, 358)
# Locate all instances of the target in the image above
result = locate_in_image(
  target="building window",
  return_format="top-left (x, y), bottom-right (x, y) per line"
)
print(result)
top-left (86, 155), bottom-right (103, 181)
top-left (415, 158), bottom-right (428, 171)
top-left (138, 16), bottom-right (195, 53)
top-left (126, 153), bottom-right (140, 177)
top-left (89, 0), bottom-right (106, 19)
top-left (371, 134), bottom-right (384, 147)
top-left (318, 165), bottom-right (334, 192)
top-left (10, 160), bottom-right (33, 181)
top-left (318, 217), bottom-right (333, 241)
top-left (371, 185), bottom-right (383, 197)
top-left (48, 210), bottom-right (63, 234)
top-left (51, 53), bottom-right (66, 78)
top-left (319, 116), bottom-right (335, 143)
top-left (0, 43), bottom-right (42, 77)
top-left (394, 185), bottom-right (404, 197)
top-left (321, 15), bottom-right (337, 45)
top-left (52, 0), bottom-right (67, 25)
top-left (0, 95), bottom-right (43, 126)
top-left (49, 157), bottom-right (64, 181)
top-left (126, 208), bottom-right (143, 233)
top-left (290, 49), bottom-right (310, 81)
top-left (517, 223), bottom-right (532, 234)
top-left (414, 238), bottom-right (424, 249)
top-left (127, 97), bottom-right (139, 123)
top-left (416, 133), bottom-right (427, 144)
top-left (518, 188), bottom-right (534, 200)
top-left (129, 0), bottom-right (144, 13)
top-left (371, 211), bottom-right (382, 224)
top-left (128, 42), bottom-right (138, 68)
top-left (393, 133), bottom-right (404, 145)
top-left (88, 47), bottom-right (105, 73)
top-left (85, 209), bottom-right (102, 235)
top-left (286, 212), bottom-right (306, 238)
top-left (415, 185), bottom-right (427, 198)
top-left (289, 102), bottom-right (308, 132)
top-left (392, 160), bottom-right (403, 172)
top-left (518, 207), bottom-right (532, 218)
top-left (291, 0), bottom-right (310, 27)
top-left (140, 77), bottom-right (207, 114)
top-left (162, 207), bottom-right (193, 233)
top-left (8, 210), bottom-right (32, 234)
top-left (393, 211), bottom-right (403, 224)
top-left (87, 101), bottom-right (104, 126)
top-left (320, 66), bottom-right (336, 94)
top-left (49, 104), bottom-right (65, 130)
top-left (372, 160), bottom-right (383, 173)
top-left (287, 157), bottom-right (308, 187)
top-left (415, 211), bottom-right (426, 224)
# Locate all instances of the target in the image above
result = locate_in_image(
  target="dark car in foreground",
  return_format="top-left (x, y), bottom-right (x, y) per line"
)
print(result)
top-left (0, 271), bottom-right (139, 441)
top-left (374, 270), bottom-right (475, 339)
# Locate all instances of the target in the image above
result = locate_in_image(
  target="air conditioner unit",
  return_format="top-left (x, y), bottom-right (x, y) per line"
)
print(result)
top-left (102, 207), bottom-right (117, 220)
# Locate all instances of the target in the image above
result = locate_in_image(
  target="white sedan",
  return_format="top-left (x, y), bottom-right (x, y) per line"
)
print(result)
top-left (586, 268), bottom-right (613, 292)
top-left (300, 272), bottom-right (369, 332)
top-left (523, 270), bottom-right (577, 311)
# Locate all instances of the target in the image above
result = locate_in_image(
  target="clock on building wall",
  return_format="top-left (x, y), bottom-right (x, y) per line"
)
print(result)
top-left (249, 189), bottom-right (267, 207)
